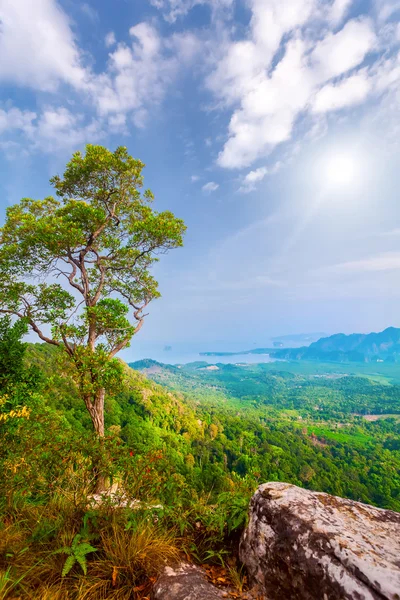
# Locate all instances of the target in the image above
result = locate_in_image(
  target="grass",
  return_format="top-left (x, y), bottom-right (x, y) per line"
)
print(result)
top-left (309, 426), bottom-right (373, 447)
top-left (77, 518), bottom-right (179, 599)
top-left (0, 495), bottom-right (182, 600)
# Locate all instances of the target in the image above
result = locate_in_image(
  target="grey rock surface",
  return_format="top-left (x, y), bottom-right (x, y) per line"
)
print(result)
top-left (240, 482), bottom-right (400, 600)
top-left (151, 563), bottom-right (227, 600)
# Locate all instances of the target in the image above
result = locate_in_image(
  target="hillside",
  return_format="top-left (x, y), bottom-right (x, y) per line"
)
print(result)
top-left (2, 341), bottom-right (400, 599)
top-left (19, 345), bottom-right (400, 511)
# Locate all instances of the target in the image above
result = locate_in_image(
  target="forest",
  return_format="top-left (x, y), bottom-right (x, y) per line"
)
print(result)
top-left (2, 324), bottom-right (400, 598)
top-left (131, 359), bottom-right (400, 509)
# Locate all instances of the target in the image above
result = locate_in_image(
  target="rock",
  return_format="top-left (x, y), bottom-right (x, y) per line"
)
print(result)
top-left (240, 482), bottom-right (400, 600)
top-left (151, 563), bottom-right (227, 599)
top-left (152, 562), bottom-right (263, 600)
top-left (87, 482), bottom-right (163, 510)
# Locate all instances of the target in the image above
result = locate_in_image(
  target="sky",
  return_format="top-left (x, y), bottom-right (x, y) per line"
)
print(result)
top-left (1, 0), bottom-right (400, 356)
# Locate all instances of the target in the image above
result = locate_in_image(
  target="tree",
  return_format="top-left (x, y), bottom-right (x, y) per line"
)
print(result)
top-left (0, 145), bottom-right (185, 442)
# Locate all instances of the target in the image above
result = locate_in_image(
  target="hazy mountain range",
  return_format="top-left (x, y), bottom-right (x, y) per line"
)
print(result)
top-left (271, 327), bottom-right (400, 363)
top-left (200, 328), bottom-right (400, 363)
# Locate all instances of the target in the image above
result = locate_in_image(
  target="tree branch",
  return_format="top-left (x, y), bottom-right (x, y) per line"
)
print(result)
top-left (29, 318), bottom-right (60, 347)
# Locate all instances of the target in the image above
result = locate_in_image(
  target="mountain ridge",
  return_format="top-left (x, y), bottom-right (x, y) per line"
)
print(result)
top-left (271, 327), bottom-right (400, 363)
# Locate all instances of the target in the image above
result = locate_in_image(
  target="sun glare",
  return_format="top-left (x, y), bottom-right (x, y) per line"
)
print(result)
top-left (319, 150), bottom-right (363, 193)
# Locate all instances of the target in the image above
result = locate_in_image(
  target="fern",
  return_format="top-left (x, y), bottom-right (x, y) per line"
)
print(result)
top-left (55, 534), bottom-right (97, 577)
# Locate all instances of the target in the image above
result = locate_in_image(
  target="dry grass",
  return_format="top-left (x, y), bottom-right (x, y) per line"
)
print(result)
top-left (30, 584), bottom-right (75, 600)
top-left (227, 563), bottom-right (247, 593)
top-left (0, 491), bottom-right (181, 600)
top-left (77, 519), bottom-right (180, 600)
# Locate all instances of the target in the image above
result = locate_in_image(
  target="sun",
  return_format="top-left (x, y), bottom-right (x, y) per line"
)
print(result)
top-left (318, 150), bottom-right (362, 193)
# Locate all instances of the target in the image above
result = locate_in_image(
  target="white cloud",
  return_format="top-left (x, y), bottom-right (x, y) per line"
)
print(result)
top-left (239, 162), bottom-right (282, 193)
top-left (149, 0), bottom-right (233, 23)
top-left (216, 36), bottom-right (314, 168)
top-left (32, 107), bottom-right (104, 151)
top-left (207, 3), bottom-right (384, 170)
top-left (311, 18), bottom-right (376, 81)
top-left (323, 253), bottom-right (400, 274)
top-left (1, 0), bottom-right (399, 166)
top-left (81, 3), bottom-right (98, 21)
top-left (90, 24), bottom-right (200, 126)
top-left (329, 0), bottom-right (353, 26)
top-left (105, 31), bottom-right (116, 48)
top-left (377, 1), bottom-right (400, 23)
top-left (0, 1), bottom-right (201, 149)
top-left (191, 175), bottom-right (200, 182)
top-left (0, 105), bottom-right (104, 154)
top-left (202, 181), bottom-right (219, 192)
top-left (312, 73), bottom-right (372, 113)
top-left (0, 0), bottom-right (87, 92)
top-left (0, 107), bottom-right (36, 135)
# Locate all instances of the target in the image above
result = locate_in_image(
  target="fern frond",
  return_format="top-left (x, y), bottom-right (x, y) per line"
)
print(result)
top-left (75, 554), bottom-right (88, 575)
top-left (62, 555), bottom-right (76, 577)
top-left (76, 543), bottom-right (97, 556)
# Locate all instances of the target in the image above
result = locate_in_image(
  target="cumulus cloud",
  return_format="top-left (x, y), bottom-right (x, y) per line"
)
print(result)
top-left (0, 105), bottom-right (104, 154)
top-left (89, 24), bottom-right (200, 127)
top-left (32, 107), bottom-right (104, 151)
top-left (310, 18), bottom-right (376, 81)
top-left (105, 31), bottom-right (116, 48)
top-left (204, 1), bottom-right (397, 174)
top-left (1, 0), bottom-right (400, 167)
top-left (0, 0), bottom-right (87, 92)
top-left (329, 0), bottom-right (353, 26)
top-left (0, 0), bottom-right (201, 151)
top-left (377, 1), bottom-right (400, 23)
top-left (239, 162), bottom-right (282, 193)
top-left (0, 107), bottom-right (36, 135)
top-left (312, 73), bottom-right (372, 113)
top-left (149, 0), bottom-right (233, 23)
top-left (202, 181), bottom-right (219, 192)
top-left (91, 23), bottom-right (173, 123)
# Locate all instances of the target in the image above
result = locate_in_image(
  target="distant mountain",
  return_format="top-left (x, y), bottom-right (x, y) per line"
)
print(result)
top-left (271, 327), bottom-right (400, 363)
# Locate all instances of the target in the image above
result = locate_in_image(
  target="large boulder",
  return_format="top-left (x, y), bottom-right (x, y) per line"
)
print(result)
top-left (240, 482), bottom-right (400, 600)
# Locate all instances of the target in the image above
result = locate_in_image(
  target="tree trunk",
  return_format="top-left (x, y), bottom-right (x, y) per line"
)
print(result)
top-left (91, 387), bottom-right (105, 437)
top-left (89, 388), bottom-right (106, 493)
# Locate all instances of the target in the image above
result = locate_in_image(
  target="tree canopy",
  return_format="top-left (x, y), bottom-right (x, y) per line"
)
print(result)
top-left (0, 144), bottom-right (185, 437)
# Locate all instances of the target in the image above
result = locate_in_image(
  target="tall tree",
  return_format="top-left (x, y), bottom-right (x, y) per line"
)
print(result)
top-left (0, 144), bottom-right (185, 439)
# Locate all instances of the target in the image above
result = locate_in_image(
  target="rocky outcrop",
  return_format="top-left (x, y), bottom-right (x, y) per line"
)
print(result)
top-left (151, 563), bottom-right (227, 600)
top-left (151, 563), bottom-right (261, 600)
top-left (240, 482), bottom-right (400, 600)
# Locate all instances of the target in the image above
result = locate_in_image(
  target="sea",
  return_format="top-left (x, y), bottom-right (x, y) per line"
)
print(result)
top-left (122, 340), bottom-right (280, 365)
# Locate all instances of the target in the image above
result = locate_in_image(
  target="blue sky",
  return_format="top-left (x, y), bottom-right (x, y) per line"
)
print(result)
top-left (1, 0), bottom-right (400, 354)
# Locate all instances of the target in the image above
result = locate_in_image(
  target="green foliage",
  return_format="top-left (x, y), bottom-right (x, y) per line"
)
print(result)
top-left (55, 535), bottom-right (97, 577)
top-left (1, 333), bottom-right (400, 597)
top-left (0, 144), bottom-right (185, 440)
